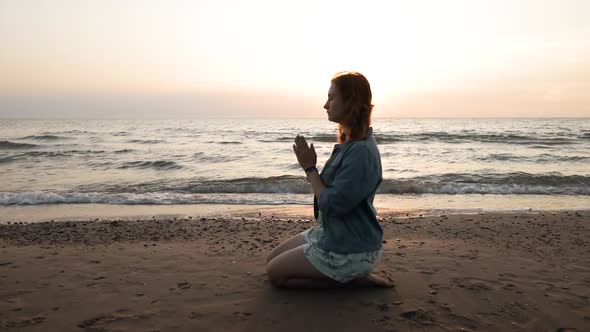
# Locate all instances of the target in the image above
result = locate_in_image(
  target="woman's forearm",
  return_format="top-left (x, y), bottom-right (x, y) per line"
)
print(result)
top-left (306, 169), bottom-right (325, 199)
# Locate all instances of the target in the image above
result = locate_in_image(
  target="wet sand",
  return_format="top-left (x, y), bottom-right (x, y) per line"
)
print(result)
top-left (1, 210), bottom-right (589, 331)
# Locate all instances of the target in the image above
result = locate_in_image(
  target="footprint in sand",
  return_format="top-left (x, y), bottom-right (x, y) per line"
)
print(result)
top-left (437, 306), bottom-right (480, 331)
top-left (78, 309), bottom-right (156, 329)
top-left (78, 313), bottom-right (121, 328)
top-left (189, 312), bottom-right (205, 319)
top-left (233, 311), bottom-right (253, 319)
top-left (451, 277), bottom-right (503, 292)
top-left (3, 315), bottom-right (46, 329)
top-left (400, 309), bottom-right (435, 325)
top-left (176, 282), bottom-right (191, 290)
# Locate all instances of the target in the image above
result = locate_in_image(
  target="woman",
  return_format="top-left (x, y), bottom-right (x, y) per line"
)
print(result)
top-left (265, 71), bottom-right (392, 289)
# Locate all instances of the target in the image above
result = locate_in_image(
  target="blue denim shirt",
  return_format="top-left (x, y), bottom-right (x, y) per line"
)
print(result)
top-left (313, 127), bottom-right (383, 254)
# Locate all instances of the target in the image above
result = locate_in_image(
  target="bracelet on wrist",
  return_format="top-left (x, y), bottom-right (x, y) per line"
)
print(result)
top-left (304, 166), bottom-right (317, 176)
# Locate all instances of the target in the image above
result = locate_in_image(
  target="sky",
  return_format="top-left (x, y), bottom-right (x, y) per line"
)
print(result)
top-left (0, 0), bottom-right (589, 119)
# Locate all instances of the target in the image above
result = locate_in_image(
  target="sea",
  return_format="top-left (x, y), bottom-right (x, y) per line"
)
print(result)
top-left (1, 118), bottom-right (589, 212)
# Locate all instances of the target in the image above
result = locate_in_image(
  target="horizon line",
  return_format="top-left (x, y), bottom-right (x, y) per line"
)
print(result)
top-left (1, 116), bottom-right (589, 121)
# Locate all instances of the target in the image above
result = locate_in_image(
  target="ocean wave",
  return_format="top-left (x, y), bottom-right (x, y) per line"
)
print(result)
top-left (189, 176), bottom-right (311, 194)
top-left (0, 155), bottom-right (18, 164)
top-left (17, 135), bottom-right (71, 141)
top-left (84, 175), bottom-right (310, 195)
top-left (75, 173), bottom-right (590, 196)
top-left (378, 173), bottom-right (590, 195)
top-left (171, 175), bottom-right (311, 194)
top-left (1, 150), bottom-right (109, 160)
top-left (0, 192), bottom-right (307, 205)
top-left (125, 139), bottom-right (165, 144)
top-left (117, 160), bottom-right (182, 170)
top-left (43, 130), bottom-right (95, 135)
top-left (190, 172), bottom-right (589, 195)
top-left (276, 134), bottom-right (339, 143)
top-left (477, 153), bottom-right (522, 161)
top-left (113, 149), bottom-right (134, 154)
top-left (272, 132), bottom-right (580, 145)
top-left (1, 172), bottom-right (588, 206)
top-left (477, 153), bottom-right (590, 163)
top-left (19, 151), bottom-right (69, 158)
top-left (111, 131), bottom-right (131, 136)
top-left (0, 141), bottom-right (38, 150)
top-left (205, 141), bottom-right (243, 145)
top-left (192, 153), bottom-right (245, 163)
top-left (386, 133), bottom-right (577, 145)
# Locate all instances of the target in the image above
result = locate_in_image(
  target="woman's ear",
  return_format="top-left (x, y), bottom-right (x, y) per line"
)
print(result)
top-left (342, 98), bottom-right (353, 114)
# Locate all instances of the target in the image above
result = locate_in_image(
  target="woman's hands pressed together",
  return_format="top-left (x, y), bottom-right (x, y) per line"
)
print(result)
top-left (293, 134), bottom-right (324, 197)
top-left (293, 135), bottom-right (317, 171)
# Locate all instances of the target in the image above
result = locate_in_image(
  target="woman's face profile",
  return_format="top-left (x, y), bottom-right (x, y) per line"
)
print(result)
top-left (324, 83), bottom-right (346, 123)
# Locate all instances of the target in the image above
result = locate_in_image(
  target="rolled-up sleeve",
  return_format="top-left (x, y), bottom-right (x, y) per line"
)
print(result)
top-left (318, 145), bottom-right (381, 217)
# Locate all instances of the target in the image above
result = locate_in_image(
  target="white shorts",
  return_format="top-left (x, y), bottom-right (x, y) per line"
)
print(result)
top-left (301, 220), bottom-right (383, 283)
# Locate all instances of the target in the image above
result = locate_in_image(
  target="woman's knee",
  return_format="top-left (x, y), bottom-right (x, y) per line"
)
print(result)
top-left (265, 246), bottom-right (303, 286)
top-left (265, 246), bottom-right (321, 287)
top-left (265, 234), bottom-right (306, 264)
top-left (266, 246), bottom-right (285, 264)
top-left (265, 259), bottom-right (287, 287)
top-left (266, 246), bottom-right (281, 264)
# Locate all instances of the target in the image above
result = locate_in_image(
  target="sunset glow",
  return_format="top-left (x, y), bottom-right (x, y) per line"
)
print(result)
top-left (1, 0), bottom-right (589, 118)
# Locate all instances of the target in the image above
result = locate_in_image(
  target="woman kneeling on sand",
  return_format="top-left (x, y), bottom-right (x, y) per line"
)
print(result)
top-left (266, 71), bottom-right (393, 289)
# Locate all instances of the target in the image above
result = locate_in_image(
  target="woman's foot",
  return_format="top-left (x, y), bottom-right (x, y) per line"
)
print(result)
top-left (349, 271), bottom-right (395, 288)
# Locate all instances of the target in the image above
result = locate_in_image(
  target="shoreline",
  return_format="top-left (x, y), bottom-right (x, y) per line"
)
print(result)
top-left (1, 192), bottom-right (589, 224)
top-left (1, 210), bottom-right (589, 331)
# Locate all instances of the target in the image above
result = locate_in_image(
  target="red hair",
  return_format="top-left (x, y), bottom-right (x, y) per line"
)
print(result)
top-left (331, 71), bottom-right (374, 144)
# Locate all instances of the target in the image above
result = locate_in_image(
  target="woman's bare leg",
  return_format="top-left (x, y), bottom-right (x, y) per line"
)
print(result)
top-left (265, 233), bottom-right (306, 264)
top-left (266, 245), bottom-right (395, 289)
top-left (266, 245), bottom-right (345, 288)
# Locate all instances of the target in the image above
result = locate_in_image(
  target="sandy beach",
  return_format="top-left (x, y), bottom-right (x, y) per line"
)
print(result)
top-left (1, 208), bottom-right (589, 331)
